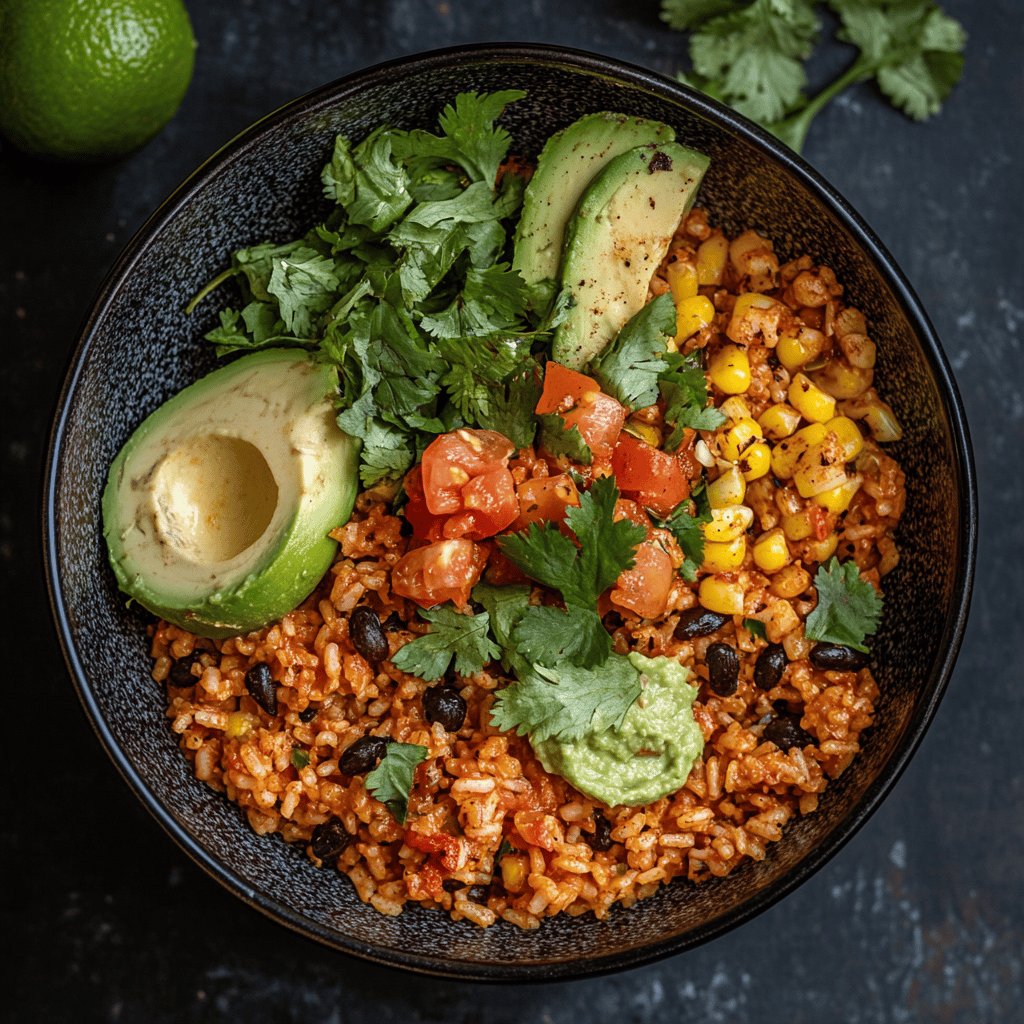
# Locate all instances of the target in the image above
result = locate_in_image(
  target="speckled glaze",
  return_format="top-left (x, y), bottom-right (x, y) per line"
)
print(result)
top-left (44, 45), bottom-right (976, 981)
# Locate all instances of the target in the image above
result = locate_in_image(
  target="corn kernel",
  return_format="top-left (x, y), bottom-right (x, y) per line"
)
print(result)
top-left (625, 421), bottom-right (661, 447)
top-left (793, 445), bottom-right (848, 498)
top-left (813, 475), bottom-right (862, 513)
top-left (720, 396), bottom-right (753, 424)
top-left (676, 294), bottom-right (716, 342)
top-left (770, 423), bottom-right (828, 479)
top-left (501, 854), bottom-right (528, 893)
top-left (810, 360), bottom-right (873, 399)
top-left (707, 465), bottom-right (746, 508)
top-left (703, 536), bottom-right (746, 572)
top-left (667, 260), bottom-right (699, 302)
top-left (758, 402), bottom-right (802, 440)
top-left (719, 417), bottom-right (764, 461)
top-left (770, 563), bottom-right (811, 599)
top-left (782, 511), bottom-right (814, 541)
top-left (698, 575), bottom-right (745, 615)
top-left (708, 344), bottom-right (751, 395)
top-left (753, 528), bottom-right (790, 573)
top-left (696, 233), bottom-right (729, 286)
top-left (739, 441), bottom-right (771, 481)
top-left (726, 292), bottom-right (776, 342)
top-left (824, 416), bottom-right (864, 461)
top-left (804, 532), bottom-right (839, 563)
top-left (703, 505), bottom-right (755, 542)
top-left (789, 372), bottom-right (837, 423)
top-left (776, 331), bottom-right (813, 371)
top-left (226, 711), bottom-right (257, 740)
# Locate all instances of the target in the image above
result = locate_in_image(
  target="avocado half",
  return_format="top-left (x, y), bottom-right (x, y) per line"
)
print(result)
top-left (102, 348), bottom-right (360, 638)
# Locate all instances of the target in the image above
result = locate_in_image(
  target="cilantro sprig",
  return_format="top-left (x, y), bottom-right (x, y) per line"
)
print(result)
top-left (661, 0), bottom-right (966, 153)
top-left (805, 556), bottom-right (884, 652)
top-left (651, 481), bottom-right (713, 581)
top-left (365, 742), bottom-right (429, 824)
top-left (390, 605), bottom-right (500, 681)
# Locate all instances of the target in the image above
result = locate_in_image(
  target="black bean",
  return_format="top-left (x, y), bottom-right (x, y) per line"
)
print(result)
top-left (754, 643), bottom-right (788, 690)
top-left (706, 642), bottom-right (739, 696)
top-left (810, 642), bottom-right (870, 671)
top-left (585, 811), bottom-right (614, 852)
top-left (349, 606), bottom-right (390, 663)
top-left (423, 687), bottom-right (467, 732)
top-left (763, 714), bottom-right (813, 751)
top-left (244, 663), bottom-right (277, 716)
top-left (674, 608), bottom-right (730, 640)
top-left (339, 735), bottom-right (392, 775)
top-left (310, 818), bottom-right (353, 863)
top-left (167, 654), bottom-right (199, 688)
top-left (298, 705), bottom-right (318, 723)
top-left (467, 884), bottom-right (491, 904)
top-left (381, 612), bottom-right (405, 633)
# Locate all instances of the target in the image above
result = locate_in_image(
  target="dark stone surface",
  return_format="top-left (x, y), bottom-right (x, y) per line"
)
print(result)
top-left (2, 0), bottom-right (1021, 1020)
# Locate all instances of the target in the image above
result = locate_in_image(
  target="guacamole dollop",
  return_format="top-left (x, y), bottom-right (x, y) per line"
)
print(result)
top-left (532, 653), bottom-right (704, 807)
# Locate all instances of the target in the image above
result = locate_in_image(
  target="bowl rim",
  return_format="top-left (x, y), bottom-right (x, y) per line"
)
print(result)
top-left (43, 41), bottom-right (977, 982)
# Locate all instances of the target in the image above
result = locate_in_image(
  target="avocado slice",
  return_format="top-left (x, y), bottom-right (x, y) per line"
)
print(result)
top-left (552, 141), bottom-right (710, 370)
top-left (512, 112), bottom-right (676, 287)
top-left (102, 348), bottom-right (359, 638)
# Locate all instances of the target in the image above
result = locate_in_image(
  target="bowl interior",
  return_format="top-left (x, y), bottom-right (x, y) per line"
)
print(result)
top-left (48, 46), bottom-right (972, 979)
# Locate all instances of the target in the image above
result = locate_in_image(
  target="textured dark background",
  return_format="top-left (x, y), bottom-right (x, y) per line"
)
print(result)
top-left (3, 1), bottom-right (1022, 1021)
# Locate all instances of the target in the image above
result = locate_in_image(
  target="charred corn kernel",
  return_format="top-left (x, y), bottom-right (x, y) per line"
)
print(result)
top-left (770, 564), bottom-right (811, 599)
top-left (699, 575), bottom-right (746, 615)
top-left (782, 510), bottom-right (814, 541)
top-left (226, 711), bottom-right (257, 740)
top-left (739, 441), bottom-right (771, 481)
top-left (625, 421), bottom-right (661, 447)
top-left (707, 465), bottom-right (746, 508)
top-left (667, 260), bottom-right (699, 302)
top-left (675, 294), bottom-right (716, 342)
top-left (753, 528), bottom-right (790, 573)
top-left (708, 344), bottom-right (751, 395)
top-left (758, 402), bottom-right (802, 440)
top-left (793, 446), bottom-right (848, 498)
top-left (861, 399), bottom-right (903, 442)
top-left (770, 423), bottom-right (828, 479)
top-left (813, 475), bottom-right (862, 513)
top-left (703, 505), bottom-right (755, 542)
top-left (809, 360), bottom-right (873, 399)
top-left (696, 233), bottom-right (729, 285)
top-left (789, 372), bottom-right (836, 423)
top-left (720, 396), bottom-right (753, 424)
top-left (501, 854), bottom-right (529, 893)
top-left (776, 331), bottom-right (814, 371)
top-left (804, 532), bottom-right (839, 563)
top-left (703, 536), bottom-right (746, 572)
top-left (824, 415), bottom-right (864, 460)
top-left (719, 418), bottom-right (764, 461)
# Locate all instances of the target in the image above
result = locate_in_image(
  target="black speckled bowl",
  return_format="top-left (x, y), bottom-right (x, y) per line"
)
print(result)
top-left (44, 44), bottom-right (976, 980)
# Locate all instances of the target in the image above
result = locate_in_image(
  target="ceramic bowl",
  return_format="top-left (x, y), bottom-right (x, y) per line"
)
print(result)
top-left (45, 43), bottom-right (976, 980)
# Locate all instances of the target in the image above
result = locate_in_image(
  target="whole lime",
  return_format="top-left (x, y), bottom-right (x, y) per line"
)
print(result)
top-left (0, 0), bottom-right (196, 161)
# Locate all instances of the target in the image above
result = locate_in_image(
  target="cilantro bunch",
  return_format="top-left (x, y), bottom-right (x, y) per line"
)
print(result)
top-left (660, 0), bottom-right (966, 153)
top-left (189, 90), bottom-right (555, 485)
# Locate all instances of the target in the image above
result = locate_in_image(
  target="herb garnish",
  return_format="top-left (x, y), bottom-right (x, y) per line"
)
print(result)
top-left (651, 482), bottom-right (713, 581)
top-left (804, 556), bottom-right (884, 652)
top-left (365, 742), bottom-right (429, 824)
top-left (390, 606), bottom-right (500, 682)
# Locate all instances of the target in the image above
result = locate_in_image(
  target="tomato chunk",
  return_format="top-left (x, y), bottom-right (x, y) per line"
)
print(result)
top-left (611, 538), bottom-right (674, 619)
top-left (443, 468), bottom-right (519, 540)
top-left (537, 362), bottom-right (625, 463)
top-left (403, 466), bottom-right (448, 542)
top-left (392, 539), bottom-right (486, 608)
top-left (515, 474), bottom-right (580, 529)
top-left (421, 429), bottom-right (515, 515)
top-left (611, 434), bottom-right (691, 516)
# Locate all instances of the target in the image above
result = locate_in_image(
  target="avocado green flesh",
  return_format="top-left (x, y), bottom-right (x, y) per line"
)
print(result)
top-left (552, 141), bottom-right (710, 370)
top-left (102, 348), bottom-right (360, 638)
top-left (532, 654), bottom-right (704, 807)
top-left (512, 113), bottom-right (676, 287)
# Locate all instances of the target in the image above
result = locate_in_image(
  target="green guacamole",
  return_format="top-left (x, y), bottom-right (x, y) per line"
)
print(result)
top-left (532, 653), bottom-right (704, 807)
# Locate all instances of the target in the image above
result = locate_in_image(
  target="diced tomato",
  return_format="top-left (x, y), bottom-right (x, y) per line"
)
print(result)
top-left (421, 429), bottom-right (515, 515)
top-left (392, 539), bottom-right (486, 608)
top-left (403, 466), bottom-right (448, 542)
top-left (536, 362), bottom-right (626, 463)
top-left (611, 537), bottom-right (674, 619)
top-left (613, 497), bottom-right (652, 528)
top-left (515, 474), bottom-right (580, 530)
top-left (403, 831), bottom-right (468, 873)
top-left (808, 504), bottom-right (835, 541)
top-left (442, 467), bottom-right (519, 540)
top-left (611, 434), bottom-right (691, 516)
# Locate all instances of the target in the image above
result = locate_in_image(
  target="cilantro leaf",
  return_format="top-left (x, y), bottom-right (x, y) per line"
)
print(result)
top-left (743, 617), bottom-right (768, 640)
top-left (365, 742), bottom-right (429, 824)
top-left (659, 350), bottom-right (727, 450)
top-left (651, 487), bottom-right (712, 582)
top-left (489, 653), bottom-right (642, 742)
top-left (661, 0), bottom-right (736, 31)
top-left (537, 413), bottom-right (592, 465)
top-left (471, 583), bottom-right (531, 671)
top-left (390, 605), bottom-right (500, 681)
top-left (321, 128), bottom-right (413, 232)
top-left (588, 293), bottom-right (674, 410)
top-left (290, 748), bottom-right (310, 769)
top-left (509, 605), bottom-right (612, 669)
top-left (474, 365), bottom-right (541, 450)
top-left (419, 264), bottom-right (531, 339)
top-left (805, 556), bottom-right (884, 653)
top-left (267, 247), bottom-right (340, 337)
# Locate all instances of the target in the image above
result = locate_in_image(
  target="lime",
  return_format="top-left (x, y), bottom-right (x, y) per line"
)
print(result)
top-left (0, 0), bottom-right (196, 161)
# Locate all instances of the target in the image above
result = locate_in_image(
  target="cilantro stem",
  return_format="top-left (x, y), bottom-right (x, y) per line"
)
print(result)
top-left (185, 266), bottom-right (237, 315)
top-left (768, 55), bottom-right (875, 154)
